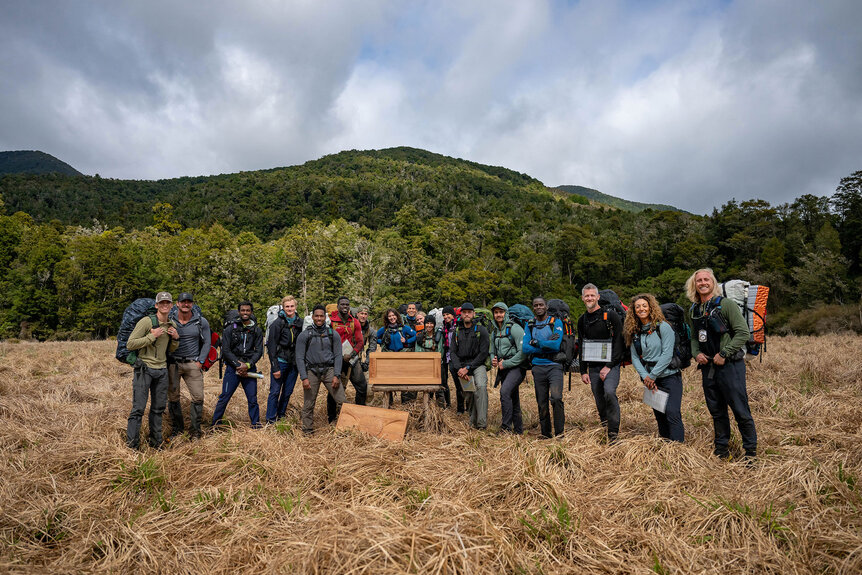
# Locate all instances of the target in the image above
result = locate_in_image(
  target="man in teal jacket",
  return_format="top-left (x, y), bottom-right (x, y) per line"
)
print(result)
top-left (490, 302), bottom-right (527, 434)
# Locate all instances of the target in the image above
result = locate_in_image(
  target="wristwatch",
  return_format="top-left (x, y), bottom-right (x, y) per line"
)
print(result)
top-left (719, 350), bottom-right (727, 359)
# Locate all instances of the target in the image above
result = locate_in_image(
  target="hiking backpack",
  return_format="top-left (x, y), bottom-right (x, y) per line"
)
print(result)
top-left (719, 279), bottom-right (770, 359)
top-left (632, 303), bottom-right (692, 371)
top-left (265, 304), bottom-right (281, 341)
top-left (535, 299), bottom-right (579, 372)
top-left (596, 290), bottom-right (630, 366)
top-left (507, 304), bottom-right (534, 328)
top-left (116, 298), bottom-right (158, 365)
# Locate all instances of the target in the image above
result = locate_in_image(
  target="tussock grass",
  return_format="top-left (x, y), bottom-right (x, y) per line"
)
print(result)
top-left (0, 335), bottom-right (860, 573)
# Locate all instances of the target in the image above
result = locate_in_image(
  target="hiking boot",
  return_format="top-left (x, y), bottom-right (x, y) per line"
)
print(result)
top-left (714, 448), bottom-right (731, 460)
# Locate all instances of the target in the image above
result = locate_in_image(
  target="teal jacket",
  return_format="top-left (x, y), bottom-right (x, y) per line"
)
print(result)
top-left (630, 321), bottom-right (679, 381)
top-left (489, 302), bottom-right (526, 369)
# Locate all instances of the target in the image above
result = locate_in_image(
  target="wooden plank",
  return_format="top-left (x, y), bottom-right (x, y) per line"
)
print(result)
top-left (368, 352), bottom-right (441, 386)
top-left (336, 403), bottom-right (408, 441)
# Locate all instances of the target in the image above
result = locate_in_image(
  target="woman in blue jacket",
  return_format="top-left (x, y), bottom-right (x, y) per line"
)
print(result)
top-left (624, 293), bottom-right (684, 443)
top-left (376, 308), bottom-right (416, 352)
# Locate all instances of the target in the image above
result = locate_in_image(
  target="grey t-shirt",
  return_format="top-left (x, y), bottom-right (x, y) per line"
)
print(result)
top-left (172, 317), bottom-right (209, 362)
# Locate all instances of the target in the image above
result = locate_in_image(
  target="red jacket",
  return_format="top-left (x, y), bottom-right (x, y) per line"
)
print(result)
top-left (329, 310), bottom-right (364, 355)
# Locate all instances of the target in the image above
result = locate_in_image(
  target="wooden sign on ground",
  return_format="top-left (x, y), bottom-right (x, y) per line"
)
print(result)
top-left (336, 403), bottom-right (409, 442)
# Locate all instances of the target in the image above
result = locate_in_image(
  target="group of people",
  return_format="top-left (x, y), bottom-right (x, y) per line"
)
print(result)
top-left (125, 268), bottom-right (757, 461)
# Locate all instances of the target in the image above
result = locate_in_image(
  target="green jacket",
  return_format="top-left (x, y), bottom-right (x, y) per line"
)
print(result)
top-left (489, 302), bottom-right (526, 369)
top-left (689, 296), bottom-right (749, 359)
top-left (127, 315), bottom-right (179, 369)
top-left (415, 328), bottom-right (441, 353)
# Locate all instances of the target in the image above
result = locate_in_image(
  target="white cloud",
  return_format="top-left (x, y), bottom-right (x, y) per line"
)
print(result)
top-left (1, 0), bottom-right (860, 212)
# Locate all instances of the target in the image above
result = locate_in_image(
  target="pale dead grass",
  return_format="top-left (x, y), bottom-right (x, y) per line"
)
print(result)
top-left (0, 335), bottom-right (860, 574)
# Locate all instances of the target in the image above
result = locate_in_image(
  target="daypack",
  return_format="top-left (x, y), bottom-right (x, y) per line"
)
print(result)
top-left (533, 300), bottom-right (578, 371)
top-left (596, 290), bottom-right (630, 365)
top-left (507, 304), bottom-right (534, 328)
top-left (116, 298), bottom-right (158, 365)
top-left (719, 279), bottom-right (770, 359)
top-left (632, 303), bottom-right (692, 371)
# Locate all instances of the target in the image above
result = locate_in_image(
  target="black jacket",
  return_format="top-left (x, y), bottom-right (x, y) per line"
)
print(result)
top-left (266, 313), bottom-right (302, 369)
top-left (577, 307), bottom-right (625, 372)
top-left (222, 320), bottom-right (264, 371)
top-left (448, 322), bottom-right (490, 375)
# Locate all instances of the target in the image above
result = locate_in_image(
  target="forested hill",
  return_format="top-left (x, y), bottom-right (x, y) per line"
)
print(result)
top-left (0, 147), bottom-right (591, 240)
top-left (0, 150), bottom-right (82, 177)
top-left (556, 185), bottom-right (681, 213)
top-left (0, 144), bottom-right (859, 341)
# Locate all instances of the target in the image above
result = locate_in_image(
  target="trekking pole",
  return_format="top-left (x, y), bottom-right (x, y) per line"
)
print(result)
top-left (568, 370), bottom-right (571, 392)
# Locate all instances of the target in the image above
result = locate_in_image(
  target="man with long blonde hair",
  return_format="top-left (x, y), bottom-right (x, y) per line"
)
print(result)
top-left (687, 268), bottom-right (756, 460)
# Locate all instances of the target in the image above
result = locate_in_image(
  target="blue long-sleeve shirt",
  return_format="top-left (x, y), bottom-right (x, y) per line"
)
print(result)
top-left (522, 317), bottom-right (563, 366)
top-left (376, 324), bottom-right (416, 352)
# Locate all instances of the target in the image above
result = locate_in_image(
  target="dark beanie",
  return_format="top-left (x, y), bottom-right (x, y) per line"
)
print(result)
top-left (442, 306), bottom-right (456, 316)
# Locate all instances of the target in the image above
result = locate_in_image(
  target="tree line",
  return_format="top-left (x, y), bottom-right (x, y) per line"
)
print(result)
top-left (0, 151), bottom-right (859, 340)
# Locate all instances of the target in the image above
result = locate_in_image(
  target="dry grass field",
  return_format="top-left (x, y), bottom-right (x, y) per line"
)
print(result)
top-left (0, 335), bottom-right (860, 574)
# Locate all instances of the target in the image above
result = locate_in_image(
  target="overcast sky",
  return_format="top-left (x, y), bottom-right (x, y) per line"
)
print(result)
top-left (1, 0), bottom-right (860, 213)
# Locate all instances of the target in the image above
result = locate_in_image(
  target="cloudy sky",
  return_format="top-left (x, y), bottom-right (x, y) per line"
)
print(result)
top-left (2, 0), bottom-right (860, 213)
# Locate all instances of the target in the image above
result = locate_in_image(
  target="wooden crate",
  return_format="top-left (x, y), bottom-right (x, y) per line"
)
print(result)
top-left (367, 351), bottom-right (441, 385)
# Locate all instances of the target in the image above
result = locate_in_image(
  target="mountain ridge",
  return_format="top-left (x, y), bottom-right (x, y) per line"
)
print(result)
top-left (0, 150), bottom-right (82, 177)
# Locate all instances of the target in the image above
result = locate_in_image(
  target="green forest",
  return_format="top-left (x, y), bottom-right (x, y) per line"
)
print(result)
top-left (0, 147), bottom-right (860, 340)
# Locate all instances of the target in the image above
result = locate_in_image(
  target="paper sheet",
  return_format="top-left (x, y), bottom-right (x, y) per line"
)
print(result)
top-left (642, 387), bottom-right (669, 413)
top-left (582, 339), bottom-right (612, 363)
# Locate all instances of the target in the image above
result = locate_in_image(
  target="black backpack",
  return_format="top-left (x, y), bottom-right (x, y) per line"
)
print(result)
top-left (597, 289), bottom-right (630, 365)
top-left (633, 303), bottom-right (692, 371)
top-left (116, 298), bottom-right (158, 365)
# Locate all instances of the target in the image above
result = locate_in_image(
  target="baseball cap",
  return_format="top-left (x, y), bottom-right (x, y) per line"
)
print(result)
top-left (155, 292), bottom-right (173, 303)
top-left (460, 302), bottom-right (475, 310)
top-left (178, 292), bottom-right (194, 302)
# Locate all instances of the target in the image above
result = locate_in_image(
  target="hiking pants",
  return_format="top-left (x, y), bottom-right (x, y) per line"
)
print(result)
top-left (302, 367), bottom-right (345, 434)
top-left (328, 361), bottom-right (367, 421)
top-left (701, 360), bottom-right (757, 456)
top-left (588, 365), bottom-right (621, 439)
top-left (167, 361), bottom-right (205, 435)
top-left (499, 366), bottom-right (526, 434)
top-left (653, 372), bottom-right (684, 443)
top-left (533, 363), bottom-right (565, 437)
top-left (436, 359), bottom-right (451, 407)
top-left (266, 362), bottom-right (298, 423)
top-left (438, 361), bottom-right (465, 412)
top-left (211, 365), bottom-right (261, 428)
top-left (464, 366), bottom-right (489, 429)
top-left (127, 363), bottom-right (168, 449)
